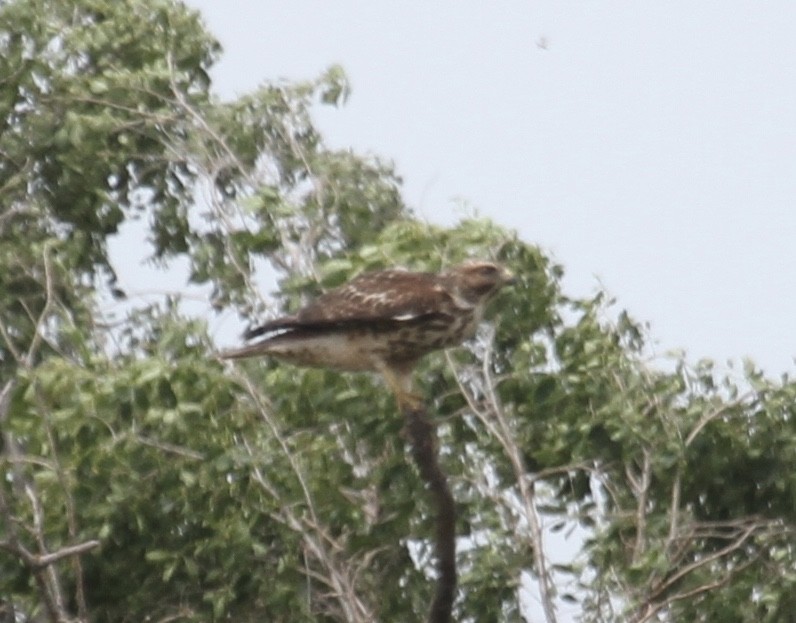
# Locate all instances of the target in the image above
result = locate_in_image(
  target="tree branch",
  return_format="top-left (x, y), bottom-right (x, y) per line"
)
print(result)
top-left (447, 335), bottom-right (559, 623)
top-left (630, 519), bottom-right (782, 622)
top-left (685, 393), bottom-right (753, 447)
top-left (0, 538), bottom-right (101, 570)
top-left (238, 371), bottom-right (374, 622)
top-left (402, 404), bottom-right (457, 623)
top-left (630, 449), bottom-right (652, 565)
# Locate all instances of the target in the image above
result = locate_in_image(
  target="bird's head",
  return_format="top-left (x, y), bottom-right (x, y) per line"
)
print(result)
top-left (447, 260), bottom-right (516, 306)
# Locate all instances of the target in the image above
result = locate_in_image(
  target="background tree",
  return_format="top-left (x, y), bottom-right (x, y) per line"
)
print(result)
top-left (1, 1), bottom-right (794, 622)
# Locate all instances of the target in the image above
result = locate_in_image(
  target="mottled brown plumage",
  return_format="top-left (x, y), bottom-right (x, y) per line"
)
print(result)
top-left (220, 261), bottom-right (515, 408)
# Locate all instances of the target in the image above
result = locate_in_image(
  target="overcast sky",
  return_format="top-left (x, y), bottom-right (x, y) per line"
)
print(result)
top-left (181, 1), bottom-right (796, 375)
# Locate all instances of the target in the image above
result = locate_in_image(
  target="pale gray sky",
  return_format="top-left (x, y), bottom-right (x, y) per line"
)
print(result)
top-left (182, 1), bottom-right (796, 374)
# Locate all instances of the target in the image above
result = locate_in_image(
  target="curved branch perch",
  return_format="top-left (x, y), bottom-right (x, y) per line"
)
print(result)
top-left (403, 405), bottom-right (457, 623)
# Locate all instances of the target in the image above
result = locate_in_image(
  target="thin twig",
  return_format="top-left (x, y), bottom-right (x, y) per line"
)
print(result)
top-left (134, 434), bottom-right (206, 461)
top-left (447, 339), bottom-right (559, 623)
top-left (685, 393), bottom-right (753, 447)
top-left (630, 449), bottom-right (652, 565)
top-left (236, 370), bottom-right (373, 622)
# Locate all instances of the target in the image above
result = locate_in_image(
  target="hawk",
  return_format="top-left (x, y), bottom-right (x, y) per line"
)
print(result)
top-left (220, 261), bottom-right (515, 410)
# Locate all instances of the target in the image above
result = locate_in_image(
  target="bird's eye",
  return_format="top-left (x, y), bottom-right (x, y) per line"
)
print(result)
top-left (478, 265), bottom-right (498, 276)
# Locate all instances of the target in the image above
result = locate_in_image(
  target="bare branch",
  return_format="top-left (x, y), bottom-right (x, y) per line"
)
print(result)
top-left (685, 392), bottom-right (753, 447)
top-left (236, 369), bottom-right (374, 622)
top-left (402, 404), bottom-right (457, 623)
top-left (652, 522), bottom-right (757, 598)
top-left (24, 240), bottom-right (57, 366)
top-left (0, 538), bottom-right (100, 569)
top-left (447, 330), bottom-right (559, 623)
top-left (634, 557), bottom-right (756, 623)
top-left (0, 317), bottom-right (22, 364)
top-left (630, 449), bottom-right (652, 565)
top-left (24, 483), bottom-right (68, 619)
top-left (629, 519), bottom-right (787, 623)
top-left (667, 471), bottom-right (682, 554)
top-left (134, 434), bottom-right (206, 461)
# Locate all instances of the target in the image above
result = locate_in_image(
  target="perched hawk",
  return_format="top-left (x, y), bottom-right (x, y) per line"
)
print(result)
top-left (220, 261), bottom-right (515, 410)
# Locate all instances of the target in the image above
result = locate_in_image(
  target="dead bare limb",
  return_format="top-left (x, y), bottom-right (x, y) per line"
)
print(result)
top-left (402, 404), bottom-right (457, 623)
top-left (685, 393), bottom-right (753, 447)
top-left (627, 449), bottom-right (652, 565)
top-left (236, 370), bottom-right (375, 623)
top-left (0, 243), bottom-right (98, 622)
top-left (0, 538), bottom-right (101, 570)
top-left (446, 329), bottom-right (559, 623)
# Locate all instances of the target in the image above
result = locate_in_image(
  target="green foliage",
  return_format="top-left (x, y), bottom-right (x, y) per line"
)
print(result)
top-left (1, 1), bottom-right (795, 622)
top-left (0, 0), bottom-right (217, 279)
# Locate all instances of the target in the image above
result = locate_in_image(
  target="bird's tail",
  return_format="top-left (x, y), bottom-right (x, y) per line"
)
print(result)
top-left (217, 341), bottom-right (270, 360)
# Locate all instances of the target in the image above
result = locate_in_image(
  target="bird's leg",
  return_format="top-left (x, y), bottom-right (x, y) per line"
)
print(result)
top-left (397, 391), bottom-right (425, 413)
top-left (379, 365), bottom-right (424, 412)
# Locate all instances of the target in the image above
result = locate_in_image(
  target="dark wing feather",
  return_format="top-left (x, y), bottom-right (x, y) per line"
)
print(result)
top-left (298, 270), bottom-right (448, 321)
top-left (244, 270), bottom-right (452, 340)
top-left (242, 315), bottom-right (302, 340)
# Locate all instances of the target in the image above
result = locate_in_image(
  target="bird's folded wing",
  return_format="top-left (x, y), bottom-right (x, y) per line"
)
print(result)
top-left (244, 269), bottom-right (453, 339)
